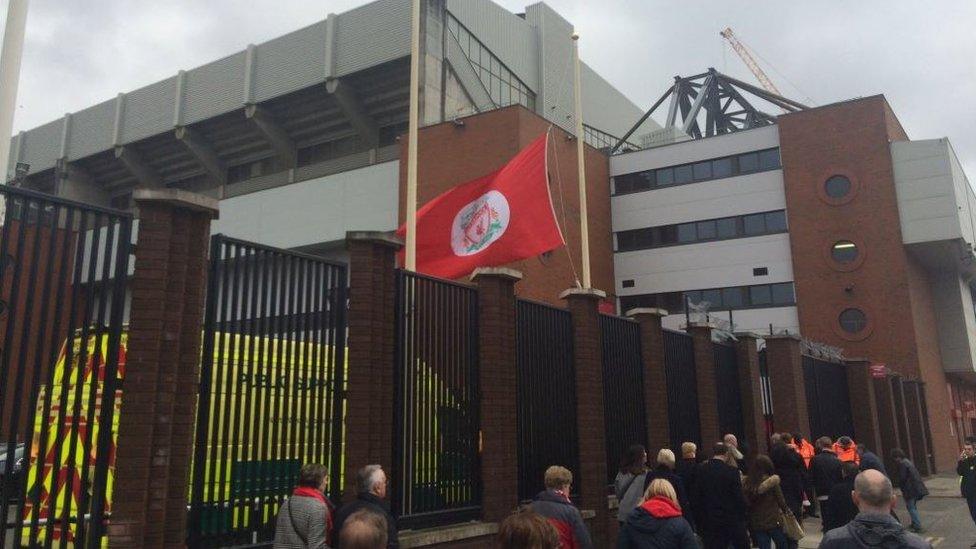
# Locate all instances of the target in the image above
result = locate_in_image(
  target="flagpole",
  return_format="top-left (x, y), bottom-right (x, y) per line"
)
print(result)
top-left (0, 0), bottom-right (30, 185)
top-left (571, 31), bottom-right (591, 289)
top-left (404, 0), bottom-right (421, 271)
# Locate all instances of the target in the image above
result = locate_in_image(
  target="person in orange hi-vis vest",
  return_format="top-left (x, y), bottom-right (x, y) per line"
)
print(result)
top-left (833, 436), bottom-right (860, 464)
top-left (797, 437), bottom-right (816, 469)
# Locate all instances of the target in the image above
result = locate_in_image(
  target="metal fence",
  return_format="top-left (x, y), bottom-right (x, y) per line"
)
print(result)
top-left (714, 343), bottom-right (744, 441)
top-left (663, 330), bottom-right (700, 450)
top-left (393, 270), bottom-right (480, 529)
top-left (188, 235), bottom-right (348, 547)
top-left (516, 299), bottom-right (578, 502)
top-left (600, 314), bottom-right (647, 483)
top-left (0, 186), bottom-right (132, 548)
top-left (758, 349), bottom-right (775, 444)
top-left (802, 355), bottom-right (854, 440)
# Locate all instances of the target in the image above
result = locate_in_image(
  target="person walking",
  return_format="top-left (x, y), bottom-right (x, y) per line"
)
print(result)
top-left (819, 470), bottom-right (929, 548)
top-left (743, 455), bottom-right (797, 549)
top-left (617, 478), bottom-right (697, 549)
top-left (957, 443), bottom-right (976, 547)
top-left (833, 436), bottom-right (859, 465)
top-left (675, 442), bottom-right (700, 530)
top-left (274, 463), bottom-right (335, 549)
top-left (644, 449), bottom-right (692, 526)
top-left (333, 465), bottom-right (398, 548)
top-left (825, 461), bottom-right (860, 531)
top-left (857, 444), bottom-right (886, 475)
top-left (809, 436), bottom-right (842, 531)
top-left (724, 433), bottom-right (747, 473)
top-left (496, 508), bottom-right (561, 549)
top-left (530, 466), bottom-right (593, 549)
top-left (696, 442), bottom-right (750, 549)
top-left (771, 433), bottom-right (805, 521)
top-left (615, 444), bottom-right (649, 525)
top-left (892, 448), bottom-right (929, 534)
top-left (337, 509), bottom-right (389, 549)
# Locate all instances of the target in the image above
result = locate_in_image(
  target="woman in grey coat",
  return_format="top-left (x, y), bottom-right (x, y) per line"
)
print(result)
top-left (615, 444), bottom-right (649, 523)
top-left (274, 464), bottom-right (335, 549)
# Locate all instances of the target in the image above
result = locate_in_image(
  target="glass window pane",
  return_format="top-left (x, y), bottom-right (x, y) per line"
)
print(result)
top-left (771, 283), bottom-right (795, 304)
top-left (702, 289), bottom-right (723, 308)
top-left (825, 175), bottom-right (852, 198)
top-left (831, 240), bottom-right (858, 263)
top-left (749, 285), bottom-right (772, 306)
top-left (693, 161), bottom-right (712, 180)
top-left (716, 217), bottom-right (738, 239)
top-left (759, 149), bottom-right (781, 170)
top-left (739, 152), bottom-right (760, 173)
top-left (684, 290), bottom-right (702, 306)
top-left (765, 211), bottom-right (788, 232)
top-left (712, 157), bottom-right (733, 178)
top-left (659, 225), bottom-right (677, 245)
top-left (839, 308), bottom-right (867, 333)
top-left (744, 214), bottom-right (766, 235)
top-left (677, 223), bottom-right (697, 243)
top-left (656, 168), bottom-right (674, 186)
top-left (674, 164), bottom-right (694, 184)
top-left (616, 232), bottom-right (632, 251)
top-left (722, 287), bottom-right (745, 309)
top-left (697, 220), bottom-right (717, 240)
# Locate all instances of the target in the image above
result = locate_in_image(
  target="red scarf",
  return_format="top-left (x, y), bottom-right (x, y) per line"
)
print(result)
top-left (292, 487), bottom-right (335, 545)
top-left (640, 496), bottom-right (682, 518)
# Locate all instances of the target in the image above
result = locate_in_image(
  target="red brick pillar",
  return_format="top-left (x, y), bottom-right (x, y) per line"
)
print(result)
top-left (472, 267), bottom-right (522, 521)
top-left (735, 332), bottom-right (767, 457)
top-left (688, 323), bottom-right (720, 447)
top-left (626, 308), bottom-right (670, 454)
top-left (845, 359), bottom-right (883, 458)
top-left (561, 288), bottom-right (609, 546)
top-left (874, 374), bottom-right (905, 476)
top-left (903, 381), bottom-right (932, 475)
top-left (343, 231), bottom-right (401, 502)
top-left (765, 335), bottom-right (810, 439)
top-left (109, 189), bottom-right (218, 549)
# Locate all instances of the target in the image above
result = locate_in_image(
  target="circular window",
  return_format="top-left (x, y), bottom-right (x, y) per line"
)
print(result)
top-left (825, 175), bottom-right (852, 198)
top-left (839, 308), bottom-right (867, 334)
top-left (831, 240), bottom-right (859, 263)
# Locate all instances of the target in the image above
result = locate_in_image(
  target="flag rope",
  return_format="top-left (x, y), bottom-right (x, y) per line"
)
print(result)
top-left (547, 125), bottom-right (582, 289)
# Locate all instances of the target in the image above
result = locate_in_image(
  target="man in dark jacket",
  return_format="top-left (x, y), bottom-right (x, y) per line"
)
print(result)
top-left (809, 436), bottom-right (843, 531)
top-left (825, 461), bottom-right (860, 531)
top-left (958, 443), bottom-right (976, 534)
top-left (695, 443), bottom-right (749, 549)
top-left (333, 465), bottom-right (398, 548)
top-left (770, 433), bottom-right (805, 519)
top-left (820, 469), bottom-right (929, 548)
top-left (893, 448), bottom-right (929, 534)
top-left (675, 442), bottom-right (700, 530)
top-left (530, 465), bottom-right (593, 549)
top-left (857, 443), bottom-right (886, 475)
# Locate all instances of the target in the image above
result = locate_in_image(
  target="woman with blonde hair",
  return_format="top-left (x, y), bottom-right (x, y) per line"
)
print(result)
top-left (617, 479), bottom-right (697, 548)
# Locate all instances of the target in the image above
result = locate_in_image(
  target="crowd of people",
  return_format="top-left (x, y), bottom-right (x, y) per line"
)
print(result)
top-left (272, 432), bottom-right (947, 549)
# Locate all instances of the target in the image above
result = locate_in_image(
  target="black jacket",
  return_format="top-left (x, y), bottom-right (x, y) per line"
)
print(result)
top-left (820, 512), bottom-right (930, 548)
top-left (895, 458), bottom-right (929, 501)
top-left (958, 455), bottom-right (976, 499)
top-left (825, 477), bottom-right (858, 531)
top-left (674, 458), bottom-right (699, 499)
top-left (616, 504), bottom-right (698, 549)
top-left (530, 490), bottom-right (594, 549)
top-left (694, 458), bottom-right (747, 529)
top-left (332, 493), bottom-right (399, 548)
top-left (859, 451), bottom-right (886, 475)
top-left (643, 466), bottom-right (692, 523)
top-left (810, 450), bottom-right (843, 496)
top-left (770, 443), bottom-right (805, 514)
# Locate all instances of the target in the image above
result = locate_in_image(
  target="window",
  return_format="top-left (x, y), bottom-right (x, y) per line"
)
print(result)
top-left (712, 157), bottom-right (733, 179)
top-left (739, 152), bottom-right (760, 173)
top-left (674, 164), bottom-right (694, 184)
top-left (614, 210), bottom-right (789, 251)
top-left (759, 149), bottom-right (781, 170)
top-left (716, 217), bottom-right (738, 239)
top-left (750, 285), bottom-right (772, 306)
top-left (743, 213), bottom-right (766, 236)
top-left (614, 148), bottom-right (781, 195)
top-left (693, 161), bottom-right (712, 180)
top-left (824, 175), bottom-right (852, 199)
top-left (447, 13), bottom-right (535, 111)
top-left (621, 282), bottom-right (797, 314)
top-left (753, 267), bottom-right (769, 276)
top-left (765, 211), bottom-right (788, 233)
top-left (770, 282), bottom-right (795, 304)
top-left (831, 240), bottom-right (859, 263)
top-left (839, 308), bottom-right (868, 333)
top-left (656, 168), bottom-right (674, 186)
top-left (677, 223), bottom-right (697, 243)
top-left (697, 220), bottom-right (717, 240)
top-left (722, 287), bottom-right (745, 308)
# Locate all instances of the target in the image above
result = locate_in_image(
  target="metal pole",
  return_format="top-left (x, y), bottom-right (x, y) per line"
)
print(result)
top-left (404, 0), bottom-right (421, 271)
top-left (0, 0), bottom-right (29, 183)
top-left (571, 31), bottom-right (591, 289)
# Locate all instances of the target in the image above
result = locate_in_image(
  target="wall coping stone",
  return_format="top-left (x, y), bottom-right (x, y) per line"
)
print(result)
top-left (346, 230), bottom-right (403, 248)
top-left (559, 287), bottom-right (607, 300)
top-left (470, 267), bottom-right (523, 282)
top-left (733, 331), bottom-right (764, 339)
top-left (133, 188), bottom-right (219, 217)
top-left (765, 333), bottom-right (802, 342)
top-left (625, 307), bottom-right (668, 318)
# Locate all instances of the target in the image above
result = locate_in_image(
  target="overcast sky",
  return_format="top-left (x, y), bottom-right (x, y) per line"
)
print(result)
top-left (6, 0), bottom-right (976, 175)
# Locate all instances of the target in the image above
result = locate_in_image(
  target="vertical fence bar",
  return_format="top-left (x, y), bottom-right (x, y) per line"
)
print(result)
top-left (600, 314), bottom-right (646, 483)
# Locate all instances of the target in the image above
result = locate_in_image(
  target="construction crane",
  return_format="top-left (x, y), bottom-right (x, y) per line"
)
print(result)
top-left (720, 27), bottom-right (782, 96)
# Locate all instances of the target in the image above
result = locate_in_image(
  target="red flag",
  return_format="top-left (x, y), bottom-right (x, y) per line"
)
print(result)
top-left (398, 133), bottom-right (564, 279)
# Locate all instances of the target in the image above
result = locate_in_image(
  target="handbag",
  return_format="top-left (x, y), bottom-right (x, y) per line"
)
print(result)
top-left (781, 508), bottom-right (804, 541)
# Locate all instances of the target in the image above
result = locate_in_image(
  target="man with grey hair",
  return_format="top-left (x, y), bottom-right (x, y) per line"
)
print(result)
top-left (339, 508), bottom-right (389, 549)
top-left (819, 469), bottom-right (930, 548)
top-left (332, 465), bottom-right (398, 548)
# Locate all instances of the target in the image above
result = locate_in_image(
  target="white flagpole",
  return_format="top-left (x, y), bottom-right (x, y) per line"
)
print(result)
top-left (0, 0), bottom-right (30, 184)
top-left (404, 0), bottom-right (421, 271)
top-left (571, 31), bottom-right (591, 289)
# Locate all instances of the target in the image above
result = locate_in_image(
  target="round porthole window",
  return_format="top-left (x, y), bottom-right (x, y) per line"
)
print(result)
top-left (839, 308), bottom-right (867, 334)
top-left (831, 240), bottom-right (858, 263)
top-left (824, 175), bottom-right (852, 199)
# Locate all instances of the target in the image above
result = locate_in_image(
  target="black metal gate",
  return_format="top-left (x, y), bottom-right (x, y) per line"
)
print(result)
top-left (393, 270), bottom-right (480, 528)
top-left (188, 235), bottom-right (348, 547)
top-left (0, 186), bottom-right (132, 548)
top-left (516, 299), bottom-right (578, 502)
top-left (600, 314), bottom-right (646, 483)
top-left (803, 356), bottom-right (854, 440)
top-left (663, 330), bottom-right (700, 450)
top-left (759, 349), bottom-right (775, 445)
top-left (714, 343), bottom-right (744, 441)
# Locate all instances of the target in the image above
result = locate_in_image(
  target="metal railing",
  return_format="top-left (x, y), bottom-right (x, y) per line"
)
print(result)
top-left (802, 355), bottom-right (854, 440)
top-left (600, 314), bottom-right (647, 483)
top-left (714, 342), bottom-right (744, 441)
top-left (663, 330), bottom-right (700, 450)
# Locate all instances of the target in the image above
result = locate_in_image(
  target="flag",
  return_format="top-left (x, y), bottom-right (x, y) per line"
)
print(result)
top-left (398, 133), bottom-right (564, 279)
